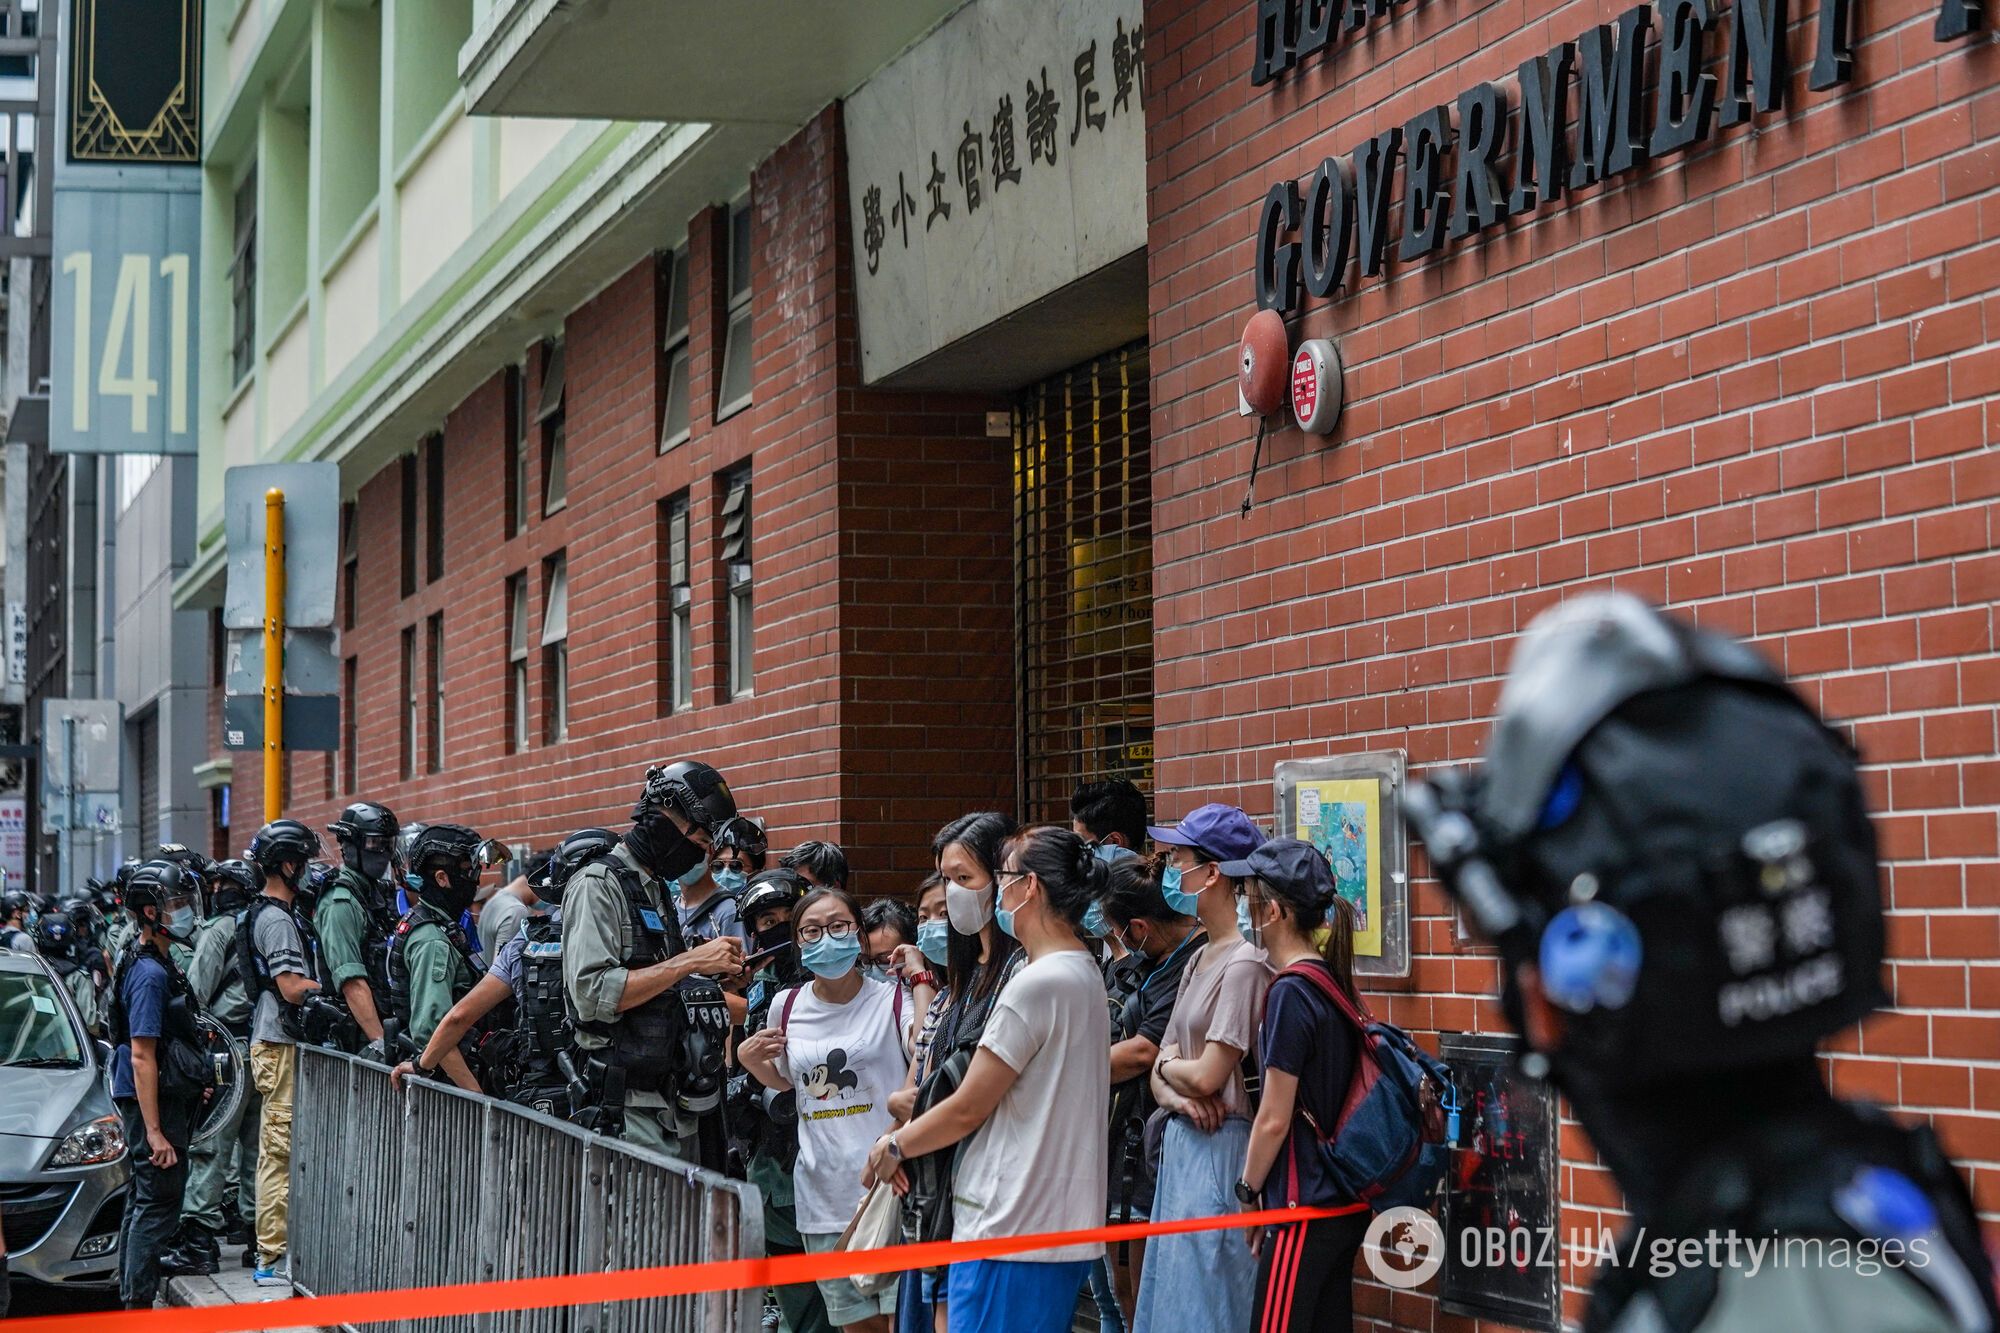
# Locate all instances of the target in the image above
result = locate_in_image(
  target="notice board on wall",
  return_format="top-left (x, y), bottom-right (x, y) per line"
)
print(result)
top-left (1438, 1031), bottom-right (1562, 1332)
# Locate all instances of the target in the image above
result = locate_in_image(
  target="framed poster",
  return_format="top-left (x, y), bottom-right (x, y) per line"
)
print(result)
top-left (1437, 1032), bottom-right (1562, 1332)
top-left (1273, 751), bottom-right (1408, 977)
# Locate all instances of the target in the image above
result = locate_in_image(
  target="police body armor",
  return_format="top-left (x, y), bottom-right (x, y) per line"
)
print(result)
top-left (325, 865), bottom-right (396, 1006)
top-left (577, 861), bottom-right (729, 1113)
top-left (235, 894), bottom-right (330, 1044)
top-left (386, 903), bottom-right (493, 1063)
top-left (507, 912), bottom-right (583, 1116)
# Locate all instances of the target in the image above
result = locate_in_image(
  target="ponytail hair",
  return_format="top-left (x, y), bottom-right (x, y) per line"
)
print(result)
top-left (1319, 894), bottom-right (1359, 1007)
top-left (1007, 824), bottom-right (1108, 930)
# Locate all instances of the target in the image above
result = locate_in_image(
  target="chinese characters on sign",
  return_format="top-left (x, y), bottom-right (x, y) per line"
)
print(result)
top-left (844, 0), bottom-right (1149, 383)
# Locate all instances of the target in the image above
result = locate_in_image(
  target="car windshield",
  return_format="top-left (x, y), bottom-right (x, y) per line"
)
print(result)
top-left (0, 971), bottom-right (83, 1068)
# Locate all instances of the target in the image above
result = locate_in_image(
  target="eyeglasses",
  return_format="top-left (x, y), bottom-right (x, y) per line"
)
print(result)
top-left (796, 921), bottom-right (857, 945)
top-left (996, 868), bottom-right (1031, 885)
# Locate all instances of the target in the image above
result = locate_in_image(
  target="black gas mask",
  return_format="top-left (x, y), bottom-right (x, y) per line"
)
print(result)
top-left (418, 861), bottom-right (481, 919)
top-left (624, 804), bottom-right (707, 884)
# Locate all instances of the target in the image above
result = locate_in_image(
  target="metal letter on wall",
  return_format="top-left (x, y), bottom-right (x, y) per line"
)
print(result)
top-left (1274, 751), bottom-right (1410, 977)
top-left (49, 0), bottom-right (204, 454)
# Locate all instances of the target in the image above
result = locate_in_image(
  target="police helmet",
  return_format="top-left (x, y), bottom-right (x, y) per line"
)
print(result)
top-left (406, 823), bottom-right (495, 878)
top-left (209, 859), bottom-right (263, 915)
top-left (739, 867), bottom-right (808, 932)
top-left (33, 911), bottom-right (77, 956)
top-left (1410, 594), bottom-right (1885, 1087)
top-left (637, 760), bottom-right (737, 834)
top-left (330, 801), bottom-right (400, 868)
top-left (60, 894), bottom-right (102, 934)
top-left (248, 819), bottom-right (324, 877)
top-left (114, 858), bottom-right (142, 889)
top-left (715, 816), bottom-right (769, 860)
top-left (0, 889), bottom-right (26, 922)
top-left (157, 844), bottom-right (215, 891)
top-left (535, 827), bottom-right (618, 903)
top-left (124, 860), bottom-right (200, 920)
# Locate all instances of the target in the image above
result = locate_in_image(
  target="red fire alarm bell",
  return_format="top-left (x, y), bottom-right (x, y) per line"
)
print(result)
top-left (1290, 339), bottom-right (1343, 435)
top-left (1237, 309), bottom-right (1289, 417)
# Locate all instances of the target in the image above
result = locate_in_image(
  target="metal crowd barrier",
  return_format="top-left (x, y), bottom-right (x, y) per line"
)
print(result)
top-left (291, 1045), bottom-right (766, 1333)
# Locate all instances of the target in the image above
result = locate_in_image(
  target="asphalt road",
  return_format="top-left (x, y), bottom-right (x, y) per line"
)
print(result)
top-left (5, 1276), bottom-right (124, 1315)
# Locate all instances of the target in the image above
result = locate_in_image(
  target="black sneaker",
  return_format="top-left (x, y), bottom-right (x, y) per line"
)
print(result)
top-left (222, 1217), bottom-right (253, 1247)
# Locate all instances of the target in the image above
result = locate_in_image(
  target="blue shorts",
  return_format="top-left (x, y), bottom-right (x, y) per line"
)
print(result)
top-left (947, 1258), bottom-right (1091, 1333)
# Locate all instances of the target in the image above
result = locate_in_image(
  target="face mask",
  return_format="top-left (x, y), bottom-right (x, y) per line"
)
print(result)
top-left (625, 808), bottom-right (706, 884)
top-left (1161, 863), bottom-right (1204, 916)
top-left (862, 964), bottom-right (891, 984)
top-left (165, 905), bottom-right (196, 939)
top-left (1236, 895), bottom-right (1257, 944)
top-left (800, 932), bottom-right (860, 979)
top-left (945, 880), bottom-right (994, 933)
top-left (1082, 900), bottom-right (1114, 939)
top-left (1095, 843), bottom-right (1138, 866)
top-left (714, 867), bottom-right (748, 895)
top-left (358, 849), bottom-right (392, 883)
top-left (753, 922), bottom-right (793, 955)
top-left (994, 879), bottom-right (1031, 941)
top-left (917, 920), bottom-right (950, 964)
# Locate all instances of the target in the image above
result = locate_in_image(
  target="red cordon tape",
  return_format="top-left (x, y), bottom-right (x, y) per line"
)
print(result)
top-left (5, 1204), bottom-right (1366, 1333)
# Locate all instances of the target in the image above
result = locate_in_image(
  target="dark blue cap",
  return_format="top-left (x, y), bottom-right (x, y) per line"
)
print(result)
top-left (1217, 837), bottom-right (1336, 906)
top-left (1146, 804), bottom-right (1264, 863)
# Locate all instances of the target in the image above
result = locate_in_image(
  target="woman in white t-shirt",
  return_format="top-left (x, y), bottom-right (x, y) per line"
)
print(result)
top-left (739, 887), bottom-right (912, 1332)
top-left (862, 826), bottom-right (1110, 1333)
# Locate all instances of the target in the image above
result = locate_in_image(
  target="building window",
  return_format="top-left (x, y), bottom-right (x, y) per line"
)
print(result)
top-left (664, 493), bottom-right (692, 711)
top-left (342, 656), bottom-right (358, 793)
top-left (716, 201), bottom-right (753, 420)
top-left (542, 555), bottom-right (569, 743)
top-left (720, 467), bottom-right (752, 698)
top-left (538, 340), bottom-right (567, 515)
top-left (426, 613), bottom-right (445, 772)
top-left (424, 434), bottom-right (445, 583)
top-left (504, 364), bottom-right (527, 538)
top-left (400, 452), bottom-right (418, 598)
top-left (400, 625), bottom-right (418, 779)
top-left (1015, 343), bottom-right (1155, 824)
top-left (230, 167), bottom-right (257, 385)
top-left (506, 573), bottom-right (529, 753)
top-left (340, 502), bottom-right (358, 630)
top-left (114, 455), bottom-right (161, 515)
top-left (659, 248), bottom-right (691, 452)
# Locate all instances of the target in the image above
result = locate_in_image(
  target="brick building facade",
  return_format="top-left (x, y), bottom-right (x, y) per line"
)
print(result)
top-left (1145, 0), bottom-right (1998, 1323)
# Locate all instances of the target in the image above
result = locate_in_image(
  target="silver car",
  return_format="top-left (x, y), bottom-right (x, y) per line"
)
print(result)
top-left (0, 946), bottom-right (127, 1291)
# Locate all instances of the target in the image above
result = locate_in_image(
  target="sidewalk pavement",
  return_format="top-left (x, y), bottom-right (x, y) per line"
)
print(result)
top-left (163, 1240), bottom-right (329, 1333)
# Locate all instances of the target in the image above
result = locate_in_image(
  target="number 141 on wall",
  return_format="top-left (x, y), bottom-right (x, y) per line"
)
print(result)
top-left (59, 251), bottom-right (192, 436)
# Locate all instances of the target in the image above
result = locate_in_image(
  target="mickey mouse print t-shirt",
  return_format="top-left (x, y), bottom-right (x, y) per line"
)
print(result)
top-left (770, 974), bottom-right (911, 1235)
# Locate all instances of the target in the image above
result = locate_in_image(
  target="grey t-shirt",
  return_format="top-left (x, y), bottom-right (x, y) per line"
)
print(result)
top-left (479, 889), bottom-right (533, 961)
top-left (250, 901), bottom-right (310, 1045)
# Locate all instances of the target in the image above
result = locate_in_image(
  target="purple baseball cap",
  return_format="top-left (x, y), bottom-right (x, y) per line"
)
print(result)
top-left (1146, 804), bottom-right (1265, 863)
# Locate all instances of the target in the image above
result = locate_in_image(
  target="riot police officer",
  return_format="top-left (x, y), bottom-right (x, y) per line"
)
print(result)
top-left (34, 911), bottom-right (104, 1034)
top-left (0, 889), bottom-right (32, 950)
top-left (105, 859), bottom-right (143, 958)
top-left (562, 761), bottom-right (744, 1164)
top-left (1408, 594), bottom-right (2000, 1333)
top-left (319, 802), bottom-right (401, 1050)
top-left (239, 819), bottom-right (328, 1287)
top-left (167, 858), bottom-right (262, 1272)
top-left (387, 824), bottom-right (495, 1090)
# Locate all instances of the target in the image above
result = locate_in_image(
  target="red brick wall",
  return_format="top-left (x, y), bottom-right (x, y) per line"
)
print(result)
top-left (212, 108), bottom-right (1019, 900)
top-left (1146, 0), bottom-right (1998, 1322)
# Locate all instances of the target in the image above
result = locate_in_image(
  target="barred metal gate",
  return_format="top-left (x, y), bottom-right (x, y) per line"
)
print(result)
top-left (292, 1046), bottom-right (765, 1333)
top-left (1014, 343), bottom-right (1155, 825)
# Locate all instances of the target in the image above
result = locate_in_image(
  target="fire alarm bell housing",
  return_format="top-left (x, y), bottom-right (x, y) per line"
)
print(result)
top-left (1290, 338), bottom-right (1344, 435)
top-left (1237, 309), bottom-right (1290, 417)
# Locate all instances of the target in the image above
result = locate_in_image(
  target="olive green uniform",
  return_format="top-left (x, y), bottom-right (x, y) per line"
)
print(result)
top-left (403, 920), bottom-right (478, 1047)
top-left (183, 914), bottom-right (258, 1233)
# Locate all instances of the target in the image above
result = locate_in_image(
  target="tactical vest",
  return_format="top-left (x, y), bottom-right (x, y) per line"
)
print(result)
top-left (235, 894), bottom-right (324, 1041)
top-left (575, 858), bottom-right (729, 1108)
top-left (385, 902), bottom-right (481, 1032)
top-left (513, 913), bottom-right (571, 1090)
top-left (109, 940), bottom-right (210, 1099)
top-left (323, 867), bottom-right (395, 1002)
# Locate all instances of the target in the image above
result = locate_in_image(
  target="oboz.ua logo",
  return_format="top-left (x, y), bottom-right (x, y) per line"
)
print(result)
top-left (1363, 1206), bottom-right (1445, 1289)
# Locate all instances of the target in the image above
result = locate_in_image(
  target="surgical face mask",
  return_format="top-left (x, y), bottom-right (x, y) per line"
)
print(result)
top-left (994, 876), bottom-right (1031, 941)
top-left (862, 963), bottom-right (891, 984)
top-left (1082, 899), bottom-right (1114, 939)
top-left (800, 932), bottom-right (861, 979)
top-left (1236, 894), bottom-right (1258, 945)
top-left (916, 920), bottom-right (950, 964)
top-left (674, 860), bottom-right (710, 896)
top-left (1160, 862), bottom-right (1205, 916)
top-left (945, 879), bottom-right (994, 934)
top-left (714, 866), bottom-right (749, 895)
top-left (165, 905), bottom-right (196, 939)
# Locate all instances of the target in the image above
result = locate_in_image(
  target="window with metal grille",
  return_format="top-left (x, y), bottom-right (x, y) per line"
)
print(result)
top-left (425, 434), bottom-right (445, 583)
top-left (542, 555), bottom-right (569, 742)
top-left (505, 364), bottom-right (528, 538)
top-left (716, 202), bottom-right (753, 420)
top-left (660, 248), bottom-right (691, 451)
top-left (720, 466), bottom-right (752, 698)
top-left (539, 340), bottom-right (568, 515)
top-left (399, 453), bottom-right (417, 598)
top-left (340, 502), bottom-right (358, 630)
top-left (506, 573), bottom-right (529, 753)
top-left (663, 493), bottom-right (692, 710)
top-left (400, 626), bottom-right (418, 779)
top-left (426, 613), bottom-right (445, 772)
top-left (230, 167), bottom-right (257, 385)
top-left (1014, 343), bottom-right (1154, 826)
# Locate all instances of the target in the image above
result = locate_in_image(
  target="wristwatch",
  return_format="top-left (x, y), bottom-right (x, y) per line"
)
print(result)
top-left (1234, 1178), bottom-right (1259, 1206)
top-left (883, 1131), bottom-right (904, 1162)
top-left (906, 970), bottom-right (938, 990)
